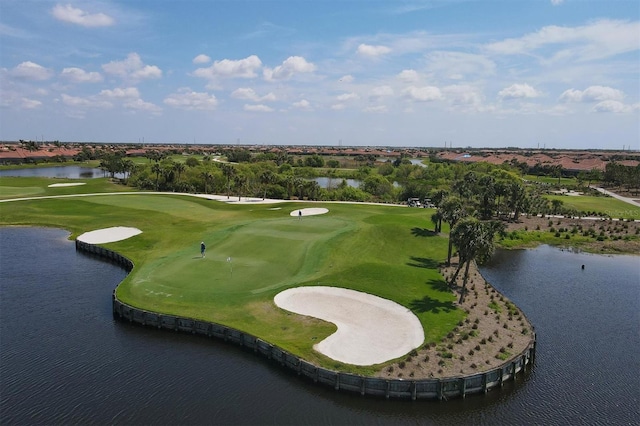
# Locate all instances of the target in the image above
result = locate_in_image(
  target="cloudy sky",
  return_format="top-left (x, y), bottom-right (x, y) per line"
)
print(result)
top-left (1, 0), bottom-right (638, 149)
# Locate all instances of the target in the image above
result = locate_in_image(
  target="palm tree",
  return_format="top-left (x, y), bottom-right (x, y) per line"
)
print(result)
top-left (438, 196), bottom-right (466, 265)
top-left (430, 211), bottom-right (442, 233)
top-left (151, 163), bottom-right (162, 191)
top-left (450, 218), bottom-right (498, 304)
top-left (221, 163), bottom-right (236, 199)
top-left (200, 171), bottom-right (213, 194)
top-left (259, 170), bottom-right (275, 200)
top-left (173, 161), bottom-right (186, 181)
top-left (234, 174), bottom-right (247, 201)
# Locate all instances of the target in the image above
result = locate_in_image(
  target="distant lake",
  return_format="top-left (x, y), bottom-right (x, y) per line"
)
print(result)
top-left (311, 177), bottom-right (361, 189)
top-left (0, 166), bottom-right (123, 179)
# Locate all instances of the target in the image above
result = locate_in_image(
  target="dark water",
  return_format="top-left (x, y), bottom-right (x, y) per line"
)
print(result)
top-left (0, 166), bottom-right (117, 179)
top-left (1, 229), bottom-right (638, 425)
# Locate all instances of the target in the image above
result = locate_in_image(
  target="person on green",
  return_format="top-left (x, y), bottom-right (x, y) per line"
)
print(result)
top-left (200, 241), bottom-right (206, 258)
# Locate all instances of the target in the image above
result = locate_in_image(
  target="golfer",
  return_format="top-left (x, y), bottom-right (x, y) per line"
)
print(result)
top-left (200, 241), bottom-right (206, 258)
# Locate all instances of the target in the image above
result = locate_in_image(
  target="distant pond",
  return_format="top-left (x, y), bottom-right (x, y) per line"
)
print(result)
top-left (311, 177), bottom-right (361, 189)
top-left (0, 166), bottom-right (123, 179)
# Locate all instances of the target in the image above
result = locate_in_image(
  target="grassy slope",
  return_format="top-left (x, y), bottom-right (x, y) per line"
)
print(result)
top-left (0, 177), bottom-right (463, 375)
top-left (545, 194), bottom-right (640, 219)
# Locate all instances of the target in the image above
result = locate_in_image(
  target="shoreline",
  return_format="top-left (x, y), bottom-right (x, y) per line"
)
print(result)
top-left (377, 259), bottom-right (535, 380)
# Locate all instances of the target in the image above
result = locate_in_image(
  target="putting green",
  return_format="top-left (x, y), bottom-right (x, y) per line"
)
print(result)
top-left (0, 188), bottom-right (463, 373)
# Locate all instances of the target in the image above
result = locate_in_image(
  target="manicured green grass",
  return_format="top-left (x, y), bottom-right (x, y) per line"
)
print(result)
top-left (545, 194), bottom-right (640, 219)
top-left (0, 178), bottom-right (463, 375)
top-left (0, 176), bottom-right (133, 200)
top-left (524, 174), bottom-right (578, 186)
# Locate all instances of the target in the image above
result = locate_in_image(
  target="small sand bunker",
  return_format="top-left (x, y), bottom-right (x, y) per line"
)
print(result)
top-left (48, 183), bottom-right (86, 187)
top-left (274, 286), bottom-right (424, 366)
top-left (77, 226), bottom-right (142, 244)
top-left (290, 208), bottom-right (329, 217)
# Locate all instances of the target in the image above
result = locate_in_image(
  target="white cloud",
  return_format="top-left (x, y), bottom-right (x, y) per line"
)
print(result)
top-left (357, 43), bottom-right (391, 58)
top-left (11, 61), bottom-right (53, 80)
top-left (231, 87), bottom-right (276, 102)
top-left (124, 98), bottom-right (162, 113)
top-left (397, 69), bottom-right (420, 83)
top-left (339, 75), bottom-right (354, 83)
top-left (403, 86), bottom-right (443, 102)
top-left (164, 89), bottom-right (218, 110)
top-left (443, 85), bottom-right (483, 107)
top-left (194, 55), bottom-right (262, 81)
top-left (498, 83), bottom-right (541, 100)
top-left (364, 105), bottom-right (388, 113)
top-left (244, 104), bottom-right (273, 112)
top-left (193, 54), bottom-right (211, 64)
top-left (61, 67), bottom-right (103, 83)
top-left (102, 53), bottom-right (162, 81)
top-left (99, 87), bottom-right (140, 99)
top-left (61, 93), bottom-right (111, 108)
top-left (551, 0), bottom-right (564, 5)
top-left (592, 100), bottom-right (631, 113)
top-left (337, 92), bottom-right (359, 102)
top-left (292, 99), bottom-right (312, 110)
top-left (425, 51), bottom-right (496, 79)
top-left (331, 103), bottom-right (346, 110)
top-left (369, 85), bottom-right (394, 100)
top-left (20, 98), bottom-right (43, 109)
top-left (484, 19), bottom-right (639, 62)
top-left (52, 3), bottom-right (115, 27)
top-left (263, 56), bottom-right (316, 81)
top-left (559, 86), bottom-right (625, 103)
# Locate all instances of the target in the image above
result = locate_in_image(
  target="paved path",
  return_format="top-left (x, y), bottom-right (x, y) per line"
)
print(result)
top-left (592, 187), bottom-right (640, 208)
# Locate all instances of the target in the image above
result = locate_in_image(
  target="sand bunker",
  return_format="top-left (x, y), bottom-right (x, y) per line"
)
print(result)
top-left (290, 208), bottom-right (329, 217)
top-left (48, 183), bottom-right (86, 187)
top-left (77, 226), bottom-right (142, 244)
top-left (274, 286), bottom-right (424, 366)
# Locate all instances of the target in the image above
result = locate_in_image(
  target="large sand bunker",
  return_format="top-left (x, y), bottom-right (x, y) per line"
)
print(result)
top-left (77, 226), bottom-right (142, 244)
top-left (274, 286), bottom-right (424, 366)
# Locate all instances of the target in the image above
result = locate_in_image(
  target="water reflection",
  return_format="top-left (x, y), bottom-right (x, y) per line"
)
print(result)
top-left (0, 166), bottom-right (123, 179)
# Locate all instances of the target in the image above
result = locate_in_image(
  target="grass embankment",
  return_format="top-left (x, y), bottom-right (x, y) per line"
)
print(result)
top-left (0, 177), bottom-right (462, 376)
top-left (0, 176), bottom-right (133, 200)
top-left (545, 194), bottom-right (640, 220)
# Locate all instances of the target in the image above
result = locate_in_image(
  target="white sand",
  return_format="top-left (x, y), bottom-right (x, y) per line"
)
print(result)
top-left (77, 226), bottom-right (142, 244)
top-left (274, 286), bottom-right (424, 366)
top-left (290, 208), bottom-right (329, 217)
top-left (48, 183), bottom-right (86, 187)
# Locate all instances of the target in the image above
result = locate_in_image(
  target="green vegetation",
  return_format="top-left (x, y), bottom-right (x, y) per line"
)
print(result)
top-left (545, 195), bottom-right (640, 220)
top-left (0, 176), bottom-right (133, 200)
top-left (0, 177), bottom-right (463, 375)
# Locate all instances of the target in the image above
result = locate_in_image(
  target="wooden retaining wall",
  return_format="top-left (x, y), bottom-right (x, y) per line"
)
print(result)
top-left (77, 240), bottom-right (536, 401)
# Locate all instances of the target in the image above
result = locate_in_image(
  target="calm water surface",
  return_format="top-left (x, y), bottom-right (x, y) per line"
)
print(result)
top-left (0, 166), bottom-right (117, 179)
top-left (1, 229), bottom-right (638, 425)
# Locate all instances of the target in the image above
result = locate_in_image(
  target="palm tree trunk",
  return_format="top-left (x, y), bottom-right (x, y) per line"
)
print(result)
top-left (458, 260), bottom-right (472, 304)
top-left (448, 260), bottom-right (464, 288)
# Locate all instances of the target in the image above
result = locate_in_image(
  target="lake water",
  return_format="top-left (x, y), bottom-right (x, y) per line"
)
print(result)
top-left (311, 177), bottom-right (361, 189)
top-left (1, 229), bottom-right (638, 425)
top-left (0, 166), bottom-right (116, 179)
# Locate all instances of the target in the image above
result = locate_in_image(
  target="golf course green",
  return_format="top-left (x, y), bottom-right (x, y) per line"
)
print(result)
top-left (0, 178), bottom-right (464, 375)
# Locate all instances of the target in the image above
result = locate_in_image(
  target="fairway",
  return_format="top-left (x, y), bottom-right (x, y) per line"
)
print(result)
top-left (0, 185), bottom-right (463, 373)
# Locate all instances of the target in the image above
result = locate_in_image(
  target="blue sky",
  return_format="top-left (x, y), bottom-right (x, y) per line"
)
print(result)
top-left (1, 0), bottom-right (638, 149)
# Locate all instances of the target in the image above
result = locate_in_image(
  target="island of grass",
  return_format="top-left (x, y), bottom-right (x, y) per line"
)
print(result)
top-left (1, 178), bottom-right (536, 381)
